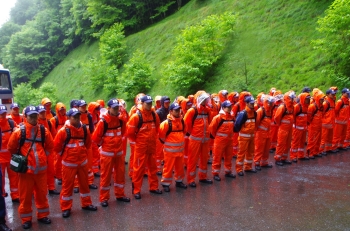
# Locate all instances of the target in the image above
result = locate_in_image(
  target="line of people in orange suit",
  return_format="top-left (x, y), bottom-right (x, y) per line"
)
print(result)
top-left (0, 85), bottom-right (347, 229)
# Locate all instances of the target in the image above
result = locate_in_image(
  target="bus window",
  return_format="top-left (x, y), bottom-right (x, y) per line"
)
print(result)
top-left (0, 73), bottom-right (10, 90)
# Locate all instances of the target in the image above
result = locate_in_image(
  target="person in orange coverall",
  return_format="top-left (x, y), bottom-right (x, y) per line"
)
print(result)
top-left (159, 103), bottom-right (188, 192)
top-left (118, 99), bottom-right (129, 165)
top-left (41, 98), bottom-right (55, 120)
top-left (232, 91), bottom-right (251, 158)
top-left (37, 105), bottom-right (60, 195)
top-left (128, 93), bottom-right (145, 179)
top-left (269, 90), bottom-right (283, 152)
top-left (180, 98), bottom-right (192, 167)
top-left (7, 103), bottom-right (22, 125)
top-left (87, 102), bottom-right (101, 176)
top-left (319, 89), bottom-right (336, 155)
top-left (290, 92), bottom-right (311, 161)
top-left (54, 108), bottom-right (97, 218)
top-left (0, 105), bottom-right (19, 202)
top-left (274, 91), bottom-right (296, 166)
top-left (307, 89), bottom-right (325, 158)
top-left (7, 106), bottom-right (54, 229)
top-left (127, 95), bottom-right (162, 199)
top-left (234, 96), bottom-right (257, 176)
top-left (50, 103), bottom-right (67, 185)
top-left (92, 99), bottom-right (130, 206)
top-left (210, 100), bottom-right (236, 181)
top-left (254, 95), bottom-right (275, 170)
top-left (184, 91), bottom-right (213, 187)
top-left (332, 88), bottom-right (350, 152)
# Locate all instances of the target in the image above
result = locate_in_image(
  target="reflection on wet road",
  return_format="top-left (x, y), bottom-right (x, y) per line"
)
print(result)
top-left (4, 151), bottom-right (350, 230)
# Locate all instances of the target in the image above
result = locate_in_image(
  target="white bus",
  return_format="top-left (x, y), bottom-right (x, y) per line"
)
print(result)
top-left (0, 66), bottom-right (14, 110)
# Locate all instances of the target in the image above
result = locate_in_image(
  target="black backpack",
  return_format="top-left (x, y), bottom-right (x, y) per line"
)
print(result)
top-left (166, 119), bottom-right (185, 137)
top-left (61, 124), bottom-right (87, 155)
top-left (136, 110), bottom-right (156, 133)
top-left (18, 124), bottom-right (46, 150)
top-left (101, 118), bottom-right (123, 136)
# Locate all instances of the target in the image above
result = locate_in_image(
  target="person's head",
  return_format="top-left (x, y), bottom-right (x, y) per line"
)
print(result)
top-left (58, 106), bottom-right (66, 116)
top-left (155, 96), bottom-right (162, 108)
top-left (244, 96), bottom-right (255, 109)
top-left (0, 105), bottom-right (7, 119)
top-left (342, 88), bottom-right (349, 98)
top-left (197, 93), bottom-right (210, 107)
top-left (67, 108), bottom-right (81, 127)
top-left (37, 105), bottom-right (46, 119)
top-left (107, 98), bottom-right (120, 116)
top-left (221, 100), bottom-right (232, 113)
top-left (162, 96), bottom-right (171, 109)
top-left (169, 103), bottom-right (181, 118)
top-left (140, 95), bottom-right (153, 111)
top-left (326, 89), bottom-right (336, 100)
top-left (41, 98), bottom-right (52, 111)
top-left (78, 100), bottom-right (87, 113)
top-left (25, 106), bottom-right (39, 125)
top-left (302, 87), bottom-right (311, 93)
top-left (10, 103), bottom-right (20, 115)
top-left (70, 99), bottom-right (79, 109)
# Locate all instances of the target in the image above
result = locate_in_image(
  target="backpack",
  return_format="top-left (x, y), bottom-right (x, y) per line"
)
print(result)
top-left (234, 110), bottom-right (257, 133)
top-left (1, 118), bottom-right (15, 133)
top-left (165, 118), bottom-right (185, 137)
top-left (18, 124), bottom-right (46, 150)
top-left (216, 118), bottom-right (235, 132)
top-left (136, 110), bottom-right (156, 132)
top-left (260, 107), bottom-right (272, 121)
top-left (190, 107), bottom-right (208, 127)
top-left (101, 118), bottom-right (123, 136)
top-left (309, 102), bottom-right (319, 123)
top-left (61, 124), bottom-right (87, 155)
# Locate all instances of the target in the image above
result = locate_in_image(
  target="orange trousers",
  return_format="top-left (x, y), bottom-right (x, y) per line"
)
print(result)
top-left (270, 125), bottom-right (279, 149)
top-left (274, 125), bottom-right (293, 161)
top-left (74, 149), bottom-right (94, 188)
top-left (290, 128), bottom-right (307, 159)
top-left (236, 135), bottom-right (255, 172)
top-left (332, 123), bottom-right (347, 150)
top-left (187, 139), bottom-right (209, 183)
top-left (345, 120), bottom-right (350, 148)
top-left (91, 142), bottom-right (100, 173)
top-left (307, 125), bottom-right (322, 157)
top-left (155, 138), bottom-right (164, 172)
top-left (254, 132), bottom-right (271, 166)
top-left (60, 164), bottom-right (92, 211)
top-left (212, 137), bottom-right (233, 175)
top-left (99, 154), bottom-right (126, 202)
top-left (54, 152), bottom-right (62, 180)
top-left (232, 133), bottom-right (239, 157)
top-left (47, 154), bottom-right (55, 190)
top-left (0, 162), bottom-right (19, 199)
top-left (18, 172), bottom-right (49, 224)
top-left (320, 127), bottom-right (333, 152)
top-left (161, 154), bottom-right (185, 186)
top-left (183, 136), bottom-right (189, 167)
top-left (128, 141), bottom-right (135, 178)
top-left (132, 141), bottom-right (159, 194)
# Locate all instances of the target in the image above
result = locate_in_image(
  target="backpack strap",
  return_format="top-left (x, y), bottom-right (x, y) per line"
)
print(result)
top-left (61, 127), bottom-right (71, 155)
top-left (40, 125), bottom-right (45, 147)
top-left (2, 118), bottom-right (15, 133)
top-left (101, 118), bottom-right (123, 136)
top-left (55, 116), bottom-right (59, 128)
top-left (47, 120), bottom-right (52, 132)
top-left (136, 110), bottom-right (156, 132)
top-left (165, 118), bottom-right (185, 137)
top-left (87, 113), bottom-right (94, 133)
top-left (191, 107), bottom-right (198, 127)
top-left (18, 125), bottom-right (26, 152)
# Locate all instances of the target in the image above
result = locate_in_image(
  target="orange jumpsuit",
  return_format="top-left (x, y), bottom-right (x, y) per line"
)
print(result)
top-left (76, 111), bottom-right (94, 186)
top-left (88, 102), bottom-right (101, 174)
top-left (307, 92), bottom-right (324, 157)
top-left (37, 117), bottom-right (55, 191)
top-left (92, 112), bottom-right (127, 202)
top-left (274, 92), bottom-right (294, 161)
top-left (270, 91), bottom-right (283, 150)
top-left (344, 99), bottom-right (350, 148)
top-left (118, 104), bottom-right (129, 165)
top-left (8, 113), bottom-right (22, 125)
top-left (159, 114), bottom-right (186, 186)
top-left (235, 106), bottom-right (256, 172)
top-left (254, 102), bottom-right (273, 166)
top-left (50, 103), bottom-right (66, 181)
top-left (180, 99), bottom-right (191, 167)
top-left (332, 95), bottom-right (349, 150)
top-left (0, 118), bottom-right (19, 200)
top-left (290, 93), bottom-right (310, 160)
top-left (54, 122), bottom-right (93, 211)
top-left (320, 96), bottom-right (335, 153)
top-left (184, 105), bottom-right (211, 184)
top-left (7, 122), bottom-right (54, 224)
top-left (209, 110), bottom-right (234, 176)
top-left (127, 108), bottom-right (160, 194)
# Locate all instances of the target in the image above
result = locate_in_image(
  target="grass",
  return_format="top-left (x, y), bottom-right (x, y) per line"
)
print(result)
top-left (43, 0), bottom-right (332, 108)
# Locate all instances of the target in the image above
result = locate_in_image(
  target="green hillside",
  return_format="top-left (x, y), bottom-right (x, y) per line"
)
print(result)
top-left (44, 0), bottom-right (332, 107)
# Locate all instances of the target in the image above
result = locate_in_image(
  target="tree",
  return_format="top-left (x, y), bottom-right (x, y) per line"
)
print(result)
top-left (164, 12), bottom-right (236, 94)
top-left (121, 50), bottom-right (154, 99)
top-left (313, 0), bottom-right (350, 80)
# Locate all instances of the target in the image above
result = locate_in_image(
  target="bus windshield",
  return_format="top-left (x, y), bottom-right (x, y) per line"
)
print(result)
top-left (0, 72), bottom-right (11, 91)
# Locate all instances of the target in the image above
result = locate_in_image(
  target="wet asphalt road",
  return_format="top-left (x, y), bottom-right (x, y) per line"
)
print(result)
top-left (3, 150), bottom-right (350, 231)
